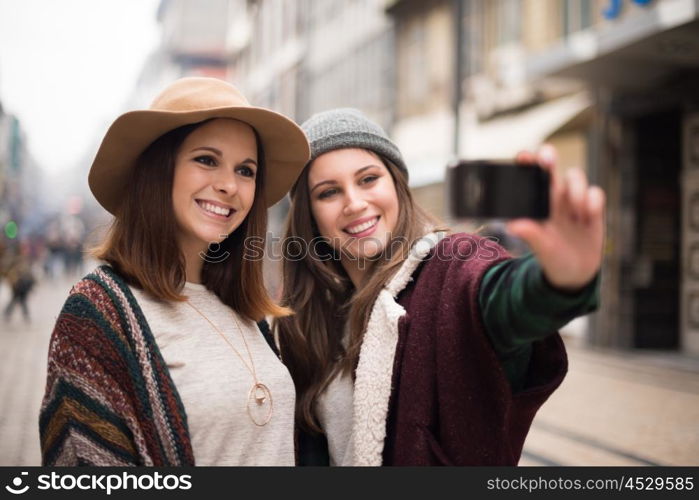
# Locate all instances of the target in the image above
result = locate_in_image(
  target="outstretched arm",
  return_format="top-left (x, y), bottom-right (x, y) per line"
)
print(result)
top-left (479, 144), bottom-right (605, 391)
top-left (479, 254), bottom-right (599, 392)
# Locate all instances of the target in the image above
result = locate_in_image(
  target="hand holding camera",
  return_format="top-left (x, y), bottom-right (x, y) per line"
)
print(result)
top-left (509, 145), bottom-right (605, 291)
top-left (448, 144), bottom-right (606, 291)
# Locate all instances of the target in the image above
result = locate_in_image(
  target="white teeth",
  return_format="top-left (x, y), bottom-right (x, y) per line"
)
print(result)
top-left (200, 201), bottom-right (231, 217)
top-left (346, 217), bottom-right (378, 235)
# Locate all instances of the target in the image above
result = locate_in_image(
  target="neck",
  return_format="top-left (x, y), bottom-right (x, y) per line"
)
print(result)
top-left (179, 238), bottom-right (206, 284)
top-left (185, 258), bottom-right (204, 284)
top-left (341, 259), bottom-right (369, 289)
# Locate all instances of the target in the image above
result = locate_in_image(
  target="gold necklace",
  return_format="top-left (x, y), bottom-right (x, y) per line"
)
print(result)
top-left (185, 300), bottom-right (273, 426)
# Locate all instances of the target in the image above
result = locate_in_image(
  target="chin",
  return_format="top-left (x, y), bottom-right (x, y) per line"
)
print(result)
top-left (197, 230), bottom-right (227, 247)
top-left (355, 241), bottom-right (386, 260)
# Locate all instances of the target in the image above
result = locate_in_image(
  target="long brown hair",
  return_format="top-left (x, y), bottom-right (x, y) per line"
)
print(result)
top-left (274, 154), bottom-right (439, 432)
top-left (92, 119), bottom-right (289, 322)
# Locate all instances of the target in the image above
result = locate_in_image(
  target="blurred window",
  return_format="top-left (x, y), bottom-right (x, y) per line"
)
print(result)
top-left (406, 19), bottom-right (428, 103)
top-left (497, 0), bottom-right (522, 45)
top-left (463, 0), bottom-right (483, 76)
top-left (563, 0), bottom-right (593, 35)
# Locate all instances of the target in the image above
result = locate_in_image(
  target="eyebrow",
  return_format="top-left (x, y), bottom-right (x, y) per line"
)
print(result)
top-left (190, 147), bottom-right (258, 166)
top-left (310, 164), bottom-right (380, 194)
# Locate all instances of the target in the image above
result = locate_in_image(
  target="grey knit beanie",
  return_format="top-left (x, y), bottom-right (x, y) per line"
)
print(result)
top-left (300, 108), bottom-right (408, 179)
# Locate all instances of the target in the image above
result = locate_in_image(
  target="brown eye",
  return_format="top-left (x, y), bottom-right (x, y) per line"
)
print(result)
top-left (318, 188), bottom-right (339, 200)
top-left (195, 155), bottom-right (217, 167)
top-left (236, 165), bottom-right (256, 178)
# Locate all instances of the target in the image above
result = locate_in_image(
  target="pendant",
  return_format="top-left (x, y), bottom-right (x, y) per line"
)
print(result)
top-left (247, 382), bottom-right (273, 426)
top-left (254, 384), bottom-right (267, 405)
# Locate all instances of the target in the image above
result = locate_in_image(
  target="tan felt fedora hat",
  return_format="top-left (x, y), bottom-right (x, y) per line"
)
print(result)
top-left (88, 77), bottom-right (310, 214)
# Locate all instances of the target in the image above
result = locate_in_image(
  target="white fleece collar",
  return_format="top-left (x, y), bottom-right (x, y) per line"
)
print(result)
top-left (351, 231), bottom-right (445, 465)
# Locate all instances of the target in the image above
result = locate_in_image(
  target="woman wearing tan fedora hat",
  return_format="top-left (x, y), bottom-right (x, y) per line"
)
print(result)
top-left (39, 77), bottom-right (310, 466)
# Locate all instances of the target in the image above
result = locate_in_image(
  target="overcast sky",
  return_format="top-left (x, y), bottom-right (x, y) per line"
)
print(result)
top-left (0, 0), bottom-right (161, 174)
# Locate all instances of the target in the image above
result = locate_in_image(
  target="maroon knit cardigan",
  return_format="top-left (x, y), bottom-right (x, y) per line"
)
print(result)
top-left (382, 234), bottom-right (567, 465)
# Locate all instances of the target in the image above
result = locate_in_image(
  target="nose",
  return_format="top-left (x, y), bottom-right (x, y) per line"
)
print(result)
top-left (342, 187), bottom-right (368, 216)
top-left (213, 168), bottom-right (239, 197)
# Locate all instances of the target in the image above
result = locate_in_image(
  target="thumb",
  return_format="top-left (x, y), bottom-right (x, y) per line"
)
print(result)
top-left (505, 219), bottom-right (545, 251)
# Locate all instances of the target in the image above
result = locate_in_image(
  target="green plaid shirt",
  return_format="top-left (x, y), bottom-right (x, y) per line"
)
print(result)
top-left (480, 254), bottom-right (600, 392)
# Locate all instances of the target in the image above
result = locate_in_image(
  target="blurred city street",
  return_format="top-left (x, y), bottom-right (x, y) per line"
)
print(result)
top-left (1, 0), bottom-right (699, 469)
top-left (520, 336), bottom-right (699, 466)
top-left (1, 271), bottom-right (698, 466)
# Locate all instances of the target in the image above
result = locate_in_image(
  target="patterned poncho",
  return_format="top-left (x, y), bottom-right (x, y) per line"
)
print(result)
top-left (39, 265), bottom-right (195, 465)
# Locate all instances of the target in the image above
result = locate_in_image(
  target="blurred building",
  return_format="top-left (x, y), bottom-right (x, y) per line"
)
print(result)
top-left (230, 0), bottom-right (394, 125)
top-left (385, 0), bottom-right (458, 217)
top-left (0, 101), bottom-right (43, 244)
top-left (226, 0), bottom-right (397, 296)
top-left (127, 0), bottom-right (234, 109)
top-left (382, 0), bottom-right (698, 357)
top-left (298, 0), bottom-right (395, 127)
top-left (231, 0), bottom-right (305, 120)
top-left (520, 0), bottom-right (699, 355)
top-left (124, 0), bottom-right (698, 357)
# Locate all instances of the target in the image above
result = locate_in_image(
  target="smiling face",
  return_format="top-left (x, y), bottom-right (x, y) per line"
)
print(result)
top-left (172, 118), bottom-right (258, 258)
top-left (308, 148), bottom-right (399, 268)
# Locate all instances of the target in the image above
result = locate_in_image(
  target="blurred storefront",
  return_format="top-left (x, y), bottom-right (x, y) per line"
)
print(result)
top-left (385, 0), bottom-right (699, 356)
top-left (386, 0), bottom-right (594, 221)
top-left (528, 0), bottom-right (699, 355)
top-left (0, 101), bottom-right (42, 246)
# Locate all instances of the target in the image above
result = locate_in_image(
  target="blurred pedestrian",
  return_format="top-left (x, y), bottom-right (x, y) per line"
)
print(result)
top-left (0, 239), bottom-right (6, 286)
top-left (39, 77), bottom-right (309, 466)
top-left (3, 247), bottom-right (36, 323)
top-left (60, 214), bottom-right (86, 277)
top-left (42, 219), bottom-right (63, 280)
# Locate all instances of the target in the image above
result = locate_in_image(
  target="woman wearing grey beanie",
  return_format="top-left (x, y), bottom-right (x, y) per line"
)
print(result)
top-left (273, 108), bottom-right (605, 466)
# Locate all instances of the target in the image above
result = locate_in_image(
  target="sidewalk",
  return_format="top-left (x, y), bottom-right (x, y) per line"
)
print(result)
top-left (520, 335), bottom-right (699, 466)
top-left (0, 272), bottom-right (74, 466)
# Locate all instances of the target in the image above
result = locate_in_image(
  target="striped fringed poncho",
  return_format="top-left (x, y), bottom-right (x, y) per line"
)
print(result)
top-left (39, 265), bottom-right (195, 465)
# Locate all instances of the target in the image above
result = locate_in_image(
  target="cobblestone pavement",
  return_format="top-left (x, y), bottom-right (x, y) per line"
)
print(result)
top-left (520, 337), bottom-right (699, 466)
top-left (1, 275), bottom-right (698, 466)
top-left (0, 272), bottom-right (74, 466)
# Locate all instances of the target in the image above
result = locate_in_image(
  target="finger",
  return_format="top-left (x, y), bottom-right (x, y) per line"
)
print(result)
top-left (505, 219), bottom-right (546, 252)
top-left (587, 185), bottom-right (605, 212)
top-left (535, 144), bottom-right (559, 188)
top-left (586, 186), bottom-right (607, 255)
top-left (585, 185), bottom-right (606, 220)
top-left (515, 150), bottom-right (537, 164)
top-left (536, 143), bottom-right (557, 170)
top-left (534, 144), bottom-right (562, 216)
top-left (563, 168), bottom-right (589, 222)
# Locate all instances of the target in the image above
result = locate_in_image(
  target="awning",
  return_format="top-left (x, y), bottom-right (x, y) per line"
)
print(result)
top-left (393, 92), bottom-right (591, 187)
top-left (460, 91), bottom-right (591, 160)
top-left (392, 109), bottom-right (454, 187)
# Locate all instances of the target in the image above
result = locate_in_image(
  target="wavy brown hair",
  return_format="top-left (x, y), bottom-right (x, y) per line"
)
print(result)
top-left (274, 154), bottom-right (439, 432)
top-left (92, 119), bottom-right (289, 322)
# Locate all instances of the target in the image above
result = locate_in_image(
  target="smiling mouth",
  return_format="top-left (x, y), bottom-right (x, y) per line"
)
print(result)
top-left (196, 200), bottom-right (235, 218)
top-left (344, 216), bottom-right (379, 235)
